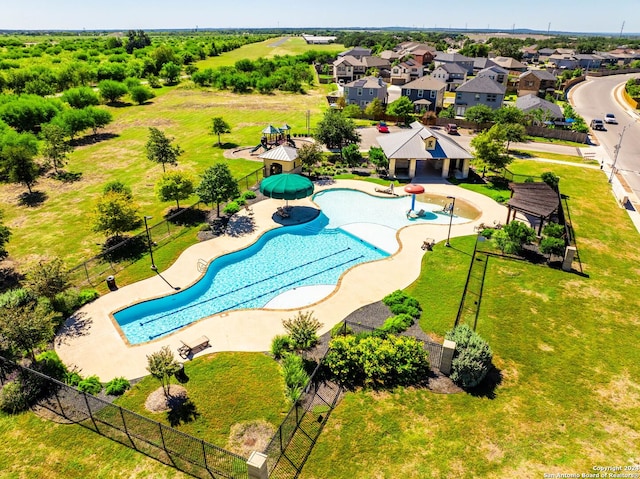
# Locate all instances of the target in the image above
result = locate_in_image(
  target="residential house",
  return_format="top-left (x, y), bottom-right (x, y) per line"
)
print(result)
top-left (400, 76), bottom-right (446, 112)
top-left (520, 46), bottom-right (539, 63)
top-left (390, 58), bottom-right (424, 85)
top-left (397, 42), bottom-right (437, 65)
top-left (547, 54), bottom-right (579, 70)
top-left (431, 63), bottom-right (467, 91)
top-left (517, 69), bottom-right (557, 97)
top-left (573, 54), bottom-right (603, 70)
top-left (473, 57), bottom-right (498, 74)
top-left (515, 94), bottom-right (563, 122)
top-left (362, 56), bottom-right (391, 76)
top-left (433, 52), bottom-right (475, 75)
top-left (476, 65), bottom-right (509, 86)
top-left (380, 50), bottom-right (401, 62)
top-left (343, 76), bottom-right (388, 108)
top-left (376, 122), bottom-right (473, 179)
top-left (337, 47), bottom-right (372, 60)
top-left (491, 56), bottom-right (528, 73)
top-left (454, 76), bottom-right (506, 116)
top-left (333, 55), bottom-right (366, 83)
top-left (537, 48), bottom-right (558, 62)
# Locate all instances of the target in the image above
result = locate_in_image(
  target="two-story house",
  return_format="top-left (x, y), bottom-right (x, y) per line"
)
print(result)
top-left (362, 56), bottom-right (391, 78)
top-left (400, 76), bottom-right (446, 112)
top-left (433, 52), bottom-right (475, 76)
top-left (517, 69), bottom-right (557, 97)
top-left (573, 54), bottom-right (603, 70)
top-left (473, 57), bottom-right (498, 74)
top-left (431, 63), bottom-right (467, 91)
top-left (390, 58), bottom-right (424, 85)
top-left (343, 76), bottom-right (388, 108)
top-left (515, 94), bottom-right (563, 122)
top-left (491, 56), bottom-right (528, 73)
top-left (333, 55), bottom-right (366, 83)
top-left (476, 65), bottom-right (509, 86)
top-left (454, 76), bottom-right (506, 116)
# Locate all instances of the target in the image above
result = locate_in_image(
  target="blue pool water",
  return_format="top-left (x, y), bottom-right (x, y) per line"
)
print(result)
top-left (114, 188), bottom-right (469, 344)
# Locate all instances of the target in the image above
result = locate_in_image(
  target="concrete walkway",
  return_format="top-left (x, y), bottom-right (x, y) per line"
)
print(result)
top-left (55, 180), bottom-right (510, 381)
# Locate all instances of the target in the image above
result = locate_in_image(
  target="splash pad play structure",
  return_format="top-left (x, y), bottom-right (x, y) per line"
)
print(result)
top-left (251, 124), bottom-right (296, 153)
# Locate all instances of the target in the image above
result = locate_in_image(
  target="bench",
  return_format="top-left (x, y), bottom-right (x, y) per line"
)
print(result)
top-left (177, 335), bottom-right (210, 359)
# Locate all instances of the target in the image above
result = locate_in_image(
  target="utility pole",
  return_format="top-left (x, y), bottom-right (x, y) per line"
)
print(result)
top-left (620, 21), bottom-right (625, 38)
top-left (547, 22), bottom-right (551, 35)
top-left (609, 125), bottom-right (628, 183)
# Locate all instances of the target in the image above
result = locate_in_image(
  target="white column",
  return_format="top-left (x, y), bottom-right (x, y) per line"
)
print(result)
top-left (247, 451), bottom-right (269, 479)
top-left (441, 158), bottom-right (450, 178)
top-left (461, 159), bottom-right (470, 179)
top-left (389, 158), bottom-right (397, 178)
top-left (440, 339), bottom-right (457, 376)
top-left (409, 159), bottom-right (417, 178)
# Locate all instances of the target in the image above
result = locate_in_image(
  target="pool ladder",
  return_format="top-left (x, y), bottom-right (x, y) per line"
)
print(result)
top-left (197, 258), bottom-right (208, 273)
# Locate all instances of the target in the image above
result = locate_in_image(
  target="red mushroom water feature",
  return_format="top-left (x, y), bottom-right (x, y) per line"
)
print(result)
top-left (404, 184), bottom-right (425, 211)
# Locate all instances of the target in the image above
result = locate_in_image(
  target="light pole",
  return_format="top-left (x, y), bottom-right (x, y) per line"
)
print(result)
top-left (445, 196), bottom-right (456, 247)
top-left (608, 125), bottom-right (628, 183)
top-left (143, 216), bottom-right (157, 271)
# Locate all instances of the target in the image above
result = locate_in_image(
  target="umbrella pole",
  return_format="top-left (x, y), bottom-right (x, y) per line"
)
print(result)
top-left (411, 194), bottom-right (416, 211)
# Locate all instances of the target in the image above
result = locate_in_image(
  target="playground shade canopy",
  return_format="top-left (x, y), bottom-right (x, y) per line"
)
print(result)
top-left (259, 174), bottom-right (314, 201)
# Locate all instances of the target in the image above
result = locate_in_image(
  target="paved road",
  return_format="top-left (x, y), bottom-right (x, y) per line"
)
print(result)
top-left (570, 74), bottom-right (640, 197)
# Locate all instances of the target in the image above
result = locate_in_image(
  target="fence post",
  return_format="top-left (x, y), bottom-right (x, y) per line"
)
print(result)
top-left (83, 392), bottom-right (99, 432)
top-left (247, 451), bottom-right (269, 479)
top-left (440, 340), bottom-right (456, 376)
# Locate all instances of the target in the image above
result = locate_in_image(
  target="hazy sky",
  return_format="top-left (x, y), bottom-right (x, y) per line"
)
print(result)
top-left (1, 0), bottom-right (638, 34)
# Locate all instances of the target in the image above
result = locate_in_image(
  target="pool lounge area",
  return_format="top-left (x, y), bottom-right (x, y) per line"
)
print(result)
top-left (55, 179), bottom-right (510, 380)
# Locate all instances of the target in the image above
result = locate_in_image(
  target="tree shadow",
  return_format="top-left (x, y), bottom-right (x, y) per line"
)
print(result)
top-left (216, 142), bottom-right (240, 150)
top-left (466, 365), bottom-right (503, 399)
top-left (18, 191), bottom-right (47, 207)
top-left (166, 396), bottom-right (200, 427)
top-left (101, 235), bottom-right (146, 262)
top-left (165, 207), bottom-right (207, 226)
top-left (71, 132), bottom-right (119, 147)
top-left (55, 311), bottom-right (93, 343)
top-left (0, 265), bottom-right (24, 293)
top-left (106, 101), bottom-right (132, 108)
top-left (52, 171), bottom-right (83, 183)
top-left (226, 215), bottom-right (256, 237)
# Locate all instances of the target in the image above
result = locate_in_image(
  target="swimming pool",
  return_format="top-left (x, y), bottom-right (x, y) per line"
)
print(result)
top-left (114, 188), bottom-right (473, 344)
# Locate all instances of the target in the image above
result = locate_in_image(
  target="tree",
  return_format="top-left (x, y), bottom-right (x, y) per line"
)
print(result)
top-left (342, 104), bottom-right (362, 119)
top-left (493, 106), bottom-right (525, 125)
top-left (297, 142), bottom-right (324, 172)
top-left (493, 220), bottom-right (536, 254)
top-left (85, 107), bottom-right (113, 136)
top-left (0, 289), bottom-right (55, 361)
top-left (155, 170), bottom-right (195, 209)
top-left (146, 346), bottom-right (180, 398)
top-left (92, 190), bottom-right (142, 240)
top-left (40, 123), bottom-right (72, 173)
top-left (501, 123), bottom-right (527, 153)
top-left (470, 126), bottom-right (511, 170)
top-left (3, 144), bottom-right (39, 194)
top-left (145, 127), bottom-right (183, 172)
top-left (61, 87), bottom-right (100, 109)
top-left (103, 180), bottom-right (132, 198)
top-left (160, 62), bottom-right (181, 85)
top-left (341, 143), bottom-right (362, 167)
top-left (541, 171), bottom-right (560, 190)
top-left (386, 96), bottom-right (414, 125)
top-left (196, 163), bottom-right (239, 217)
top-left (314, 110), bottom-right (360, 150)
top-left (24, 257), bottom-right (69, 301)
top-left (464, 104), bottom-right (495, 124)
top-left (368, 146), bottom-right (388, 170)
top-left (364, 98), bottom-right (385, 120)
top-left (540, 237), bottom-right (566, 258)
top-left (438, 105), bottom-right (455, 119)
top-left (210, 117), bottom-right (230, 147)
top-left (0, 210), bottom-right (11, 259)
top-left (282, 310), bottom-right (323, 351)
top-left (98, 80), bottom-right (128, 103)
top-left (129, 86), bottom-right (155, 105)
top-left (52, 108), bottom-right (92, 139)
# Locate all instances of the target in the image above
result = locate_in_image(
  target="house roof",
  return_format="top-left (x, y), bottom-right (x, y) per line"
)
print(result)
top-left (491, 56), bottom-right (527, 70)
top-left (515, 94), bottom-right (563, 119)
top-left (473, 57), bottom-right (498, 69)
top-left (538, 48), bottom-right (556, 55)
top-left (344, 76), bottom-right (386, 89)
top-left (334, 55), bottom-right (364, 67)
top-left (402, 76), bottom-right (446, 91)
top-left (377, 122), bottom-right (472, 160)
top-left (435, 52), bottom-right (474, 63)
top-left (338, 47), bottom-right (372, 57)
top-left (362, 56), bottom-right (390, 68)
top-left (433, 63), bottom-right (467, 75)
top-left (478, 65), bottom-right (509, 76)
top-left (258, 145), bottom-right (299, 162)
top-left (519, 69), bottom-right (557, 81)
top-left (456, 76), bottom-right (506, 94)
top-left (380, 50), bottom-right (401, 60)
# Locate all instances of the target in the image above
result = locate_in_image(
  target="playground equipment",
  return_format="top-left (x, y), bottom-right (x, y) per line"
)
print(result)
top-left (251, 124), bottom-right (296, 153)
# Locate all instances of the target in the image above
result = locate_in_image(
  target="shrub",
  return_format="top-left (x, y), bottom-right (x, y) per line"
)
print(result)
top-left (281, 353), bottom-right (309, 402)
top-left (330, 321), bottom-right (353, 337)
top-left (540, 237), bottom-right (566, 257)
top-left (0, 380), bottom-right (28, 414)
top-left (35, 350), bottom-right (67, 381)
top-left (77, 375), bottom-right (102, 395)
top-left (223, 201), bottom-right (240, 215)
top-left (105, 377), bottom-right (130, 396)
top-left (65, 371), bottom-right (82, 387)
top-left (270, 334), bottom-right (293, 359)
top-left (234, 197), bottom-right (246, 206)
top-left (282, 311), bottom-right (323, 351)
top-left (542, 222), bottom-right (565, 239)
top-left (51, 288), bottom-right (100, 316)
top-left (445, 324), bottom-right (492, 388)
top-left (379, 313), bottom-right (414, 334)
top-left (326, 334), bottom-right (430, 387)
top-left (481, 228), bottom-right (495, 239)
top-left (241, 190), bottom-right (257, 200)
top-left (383, 290), bottom-right (421, 319)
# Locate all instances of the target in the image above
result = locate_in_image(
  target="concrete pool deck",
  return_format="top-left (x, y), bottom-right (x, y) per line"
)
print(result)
top-left (55, 180), bottom-right (513, 380)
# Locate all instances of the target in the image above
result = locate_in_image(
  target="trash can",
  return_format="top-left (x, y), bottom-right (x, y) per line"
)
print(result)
top-left (106, 275), bottom-right (118, 291)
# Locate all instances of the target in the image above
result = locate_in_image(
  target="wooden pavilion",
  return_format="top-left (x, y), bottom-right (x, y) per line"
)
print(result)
top-left (506, 182), bottom-right (560, 235)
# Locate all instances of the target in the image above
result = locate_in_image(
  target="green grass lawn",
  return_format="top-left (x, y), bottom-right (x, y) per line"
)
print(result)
top-left (300, 161), bottom-right (640, 478)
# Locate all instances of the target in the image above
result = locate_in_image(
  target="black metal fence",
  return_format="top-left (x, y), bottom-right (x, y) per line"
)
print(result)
top-left (0, 355), bottom-right (248, 479)
top-left (263, 359), bottom-right (342, 479)
top-left (500, 167), bottom-right (541, 184)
